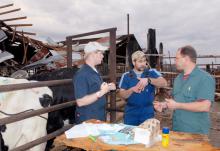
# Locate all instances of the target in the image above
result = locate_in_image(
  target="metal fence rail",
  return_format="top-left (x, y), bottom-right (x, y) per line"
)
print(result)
top-left (0, 79), bottom-right (72, 92)
top-left (11, 124), bottom-right (73, 151)
top-left (0, 100), bottom-right (76, 125)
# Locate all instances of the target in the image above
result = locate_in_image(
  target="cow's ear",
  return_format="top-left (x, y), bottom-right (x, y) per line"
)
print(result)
top-left (39, 94), bottom-right (53, 107)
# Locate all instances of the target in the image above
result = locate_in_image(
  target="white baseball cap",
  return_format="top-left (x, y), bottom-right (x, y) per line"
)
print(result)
top-left (84, 42), bottom-right (108, 54)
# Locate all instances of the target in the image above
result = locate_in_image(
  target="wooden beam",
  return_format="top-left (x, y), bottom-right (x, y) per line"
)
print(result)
top-left (8, 24), bottom-right (33, 27)
top-left (0, 3), bottom-right (13, 9)
top-left (16, 31), bottom-right (36, 36)
top-left (7, 30), bottom-right (36, 36)
top-left (0, 20), bottom-right (14, 31)
top-left (2, 16), bottom-right (27, 22)
top-left (0, 8), bottom-right (21, 15)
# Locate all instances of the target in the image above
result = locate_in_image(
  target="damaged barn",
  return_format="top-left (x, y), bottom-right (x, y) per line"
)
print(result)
top-left (0, 3), bottom-right (68, 77)
top-left (0, 21), bottom-right (67, 77)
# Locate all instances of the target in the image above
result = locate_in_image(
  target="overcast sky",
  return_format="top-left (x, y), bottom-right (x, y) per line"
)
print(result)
top-left (1, 0), bottom-right (220, 59)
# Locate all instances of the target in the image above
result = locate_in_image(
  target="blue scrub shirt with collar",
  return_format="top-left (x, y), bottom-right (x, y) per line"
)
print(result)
top-left (119, 68), bottom-right (161, 125)
top-left (73, 64), bottom-right (106, 124)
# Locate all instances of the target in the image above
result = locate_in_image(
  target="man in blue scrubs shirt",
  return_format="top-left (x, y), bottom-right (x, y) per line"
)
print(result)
top-left (73, 42), bottom-right (116, 124)
top-left (119, 51), bottom-right (167, 126)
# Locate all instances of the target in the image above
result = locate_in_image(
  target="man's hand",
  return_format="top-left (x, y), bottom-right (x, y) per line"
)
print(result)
top-left (131, 84), bottom-right (142, 93)
top-left (166, 98), bottom-right (179, 110)
top-left (137, 77), bottom-right (149, 91)
top-left (100, 82), bottom-right (110, 94)
top-left (153, 101), bottom-right (168, 112)
top-left (100, 82), bottom-right (116, 95)
top-left (108, 83), bottom-right (116, 91)
top-left (153, 101), bottom-right (163, 112)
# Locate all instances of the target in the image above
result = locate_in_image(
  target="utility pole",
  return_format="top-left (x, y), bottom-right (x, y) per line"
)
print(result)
top-left (126, 13), bottom-right (130, 70)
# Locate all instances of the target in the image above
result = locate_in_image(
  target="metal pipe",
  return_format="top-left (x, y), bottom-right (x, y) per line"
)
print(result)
top-left (66, 37), bottom-right (72, 67)
top-left (126, 14), bottom-right (130, 70)
top-left (127, 14), bottom-right (129, 36)
top-left (156, 86), bottom-right (220, 97)
top-left (163, 63), bottom-right (220, 66)
top-left (11, 124), bottom-right (73, 151)
top-left (0, 100), bottom-right (76, 125)
top-left (0, 79), bottom-right (72, 92)
top-left (109, 29), bottom-right (117, 122)
top-left (168, 51), bottom-right (172, 72)
top-left (66, 27), bottom-right (117, 39)
top-left (163, 55), bottom-right (220, 59)
top-left (159, 42), bottom-right (164, 71)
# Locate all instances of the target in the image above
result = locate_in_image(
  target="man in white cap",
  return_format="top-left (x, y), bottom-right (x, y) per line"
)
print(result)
top-left (119, 50), bottom-right (167, 126)
top-left (73, 42), bottom-right (116, 124)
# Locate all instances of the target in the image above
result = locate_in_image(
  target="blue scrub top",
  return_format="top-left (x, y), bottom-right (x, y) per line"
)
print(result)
top-left (119, 68), bottom-right (161, 125)
top-left (73, 64), bottom-right (106, 124)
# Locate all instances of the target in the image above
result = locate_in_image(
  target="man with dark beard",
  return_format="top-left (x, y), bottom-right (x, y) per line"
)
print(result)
top-left (119, 50), bottom-right (167, 126)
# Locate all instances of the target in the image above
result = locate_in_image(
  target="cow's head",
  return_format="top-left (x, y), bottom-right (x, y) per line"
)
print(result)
top-left (39, 94), bottom-right (53, 107)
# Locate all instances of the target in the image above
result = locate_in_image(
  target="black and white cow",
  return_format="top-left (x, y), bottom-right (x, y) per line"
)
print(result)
top-left (0, 125), bottom-right (8, 151)
top-left (29, 67), bottom-right (79, 150)
top-left (0, 77), bottom-right (53, 151)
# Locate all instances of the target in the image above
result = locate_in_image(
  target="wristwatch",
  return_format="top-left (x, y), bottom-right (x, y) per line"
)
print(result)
top-left (148, 78), bottom-right (151, 84)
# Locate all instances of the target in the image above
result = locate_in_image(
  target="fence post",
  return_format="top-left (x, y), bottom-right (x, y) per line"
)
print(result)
top-left (109, 29), bottom-right (117, 122)
top-left (66, 37), bottom-right (72, 68)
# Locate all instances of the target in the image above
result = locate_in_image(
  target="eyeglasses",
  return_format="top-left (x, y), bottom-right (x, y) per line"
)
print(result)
top-left (175, 56), bottom-right (185, 60)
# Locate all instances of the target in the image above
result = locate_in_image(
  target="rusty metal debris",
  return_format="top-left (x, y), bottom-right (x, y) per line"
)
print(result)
top-left (0, 3), bottom-right (68, 76)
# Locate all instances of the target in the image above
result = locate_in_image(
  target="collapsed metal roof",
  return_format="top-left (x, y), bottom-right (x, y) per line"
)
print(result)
top-left (0, 3), bottom-right (67, 76)
top-left (0, 3), bottom-right (142, 76)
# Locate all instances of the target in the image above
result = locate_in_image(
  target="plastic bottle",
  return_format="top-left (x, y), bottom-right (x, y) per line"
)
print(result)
top-left (162, 127), bottom-right (170, 147)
